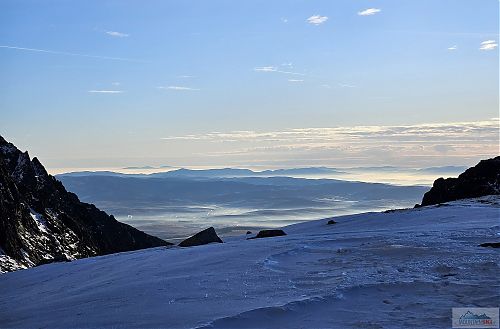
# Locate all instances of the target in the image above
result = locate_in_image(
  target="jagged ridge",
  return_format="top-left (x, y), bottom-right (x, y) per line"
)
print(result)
top-left (0, 135), bottom-right (171, 272)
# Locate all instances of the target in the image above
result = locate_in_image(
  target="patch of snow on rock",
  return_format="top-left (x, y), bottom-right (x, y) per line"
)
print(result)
top-left (30, 209), bottom-right (49, 233)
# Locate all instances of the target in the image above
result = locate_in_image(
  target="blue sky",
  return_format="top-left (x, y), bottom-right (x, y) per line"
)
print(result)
top-left (0, 0), bottom-right (498, 171)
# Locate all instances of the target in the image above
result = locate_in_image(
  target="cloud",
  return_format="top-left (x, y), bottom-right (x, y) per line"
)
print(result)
top-left (480, 40), bottom-right (498, 50)
top-left (358, 8), bottom-right (381, 16)
top-left (254, 66), bottom-right (278, 72)
top-left (433, 145), bottom-right (455, 154)
top-left (162, 119), bottom-right (499, 143)
top-left (281, 70), bottom-right (305, 76)
top-left (306, 15), bottom-right (328, 25)
top-left (0, 45), bottom-right (144, 62)
top-left (447, 45), bottom-right (457, 50)
top-left (288, 79), bottom-right (304, 82)
top-left (158, 86), bottom-right (200, 91)
top-left (159, 119), bottom-right (499, 167)
top-left (106, 31), bottom-right (129, 38)
top-left (281, 17), bottom-right (288, 23)
top-left (339, 83), bottom-right (356, 88)
top-left (254, 66), bottom-right (306, 76)
top-left (88, 90), bottom-right (123, 93)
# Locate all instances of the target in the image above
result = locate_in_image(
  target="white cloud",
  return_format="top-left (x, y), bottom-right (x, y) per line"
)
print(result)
top-left (480, 40), bottom-right (498, 50)
top-left (254, 66), bottom-right (306, 76)
top-left (280, 70), bottom-right (306, 76)
top-left (162, 120), bottom-right (499, 143)
top-left (159, 119), bottom-right (499, 168)
top-left (158, 86), bottom-right (200, 91)
top-left (447, 45), bottom-right (457, 50)
top-left (288, 79), bottom-right (304, 82)
top-left (306, 15), bottom-right (328, 25)
top-left (480, 44), bottom-right (497, 50)
top-left (106, 31), bottom-right (129, 38)
top-left (358, 8), bottom-right (381, 16)
top-left (88, 90), bottom-right (123, 93)
top-left (111, 82), bottom-right (121, 86)
top-left (254, 66), bottom-right (278, 72)
top-left (281, 17), bottom-right (288, 23)
top-left (339, 83), bottom-right (356, 88)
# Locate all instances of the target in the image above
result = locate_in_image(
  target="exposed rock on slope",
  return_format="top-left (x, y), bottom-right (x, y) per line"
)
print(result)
top-left (419, 157), bottom-right (500, 207)
top-left (178, 227), bottom-right (223, 247)
top-left (248, 229), bottom-right (287, 239)
top-left (0, 136), bottom-right (171, 272)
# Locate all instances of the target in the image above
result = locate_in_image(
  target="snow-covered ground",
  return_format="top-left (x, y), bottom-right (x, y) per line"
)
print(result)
top-left (1, 197), bottom-right (499, 328)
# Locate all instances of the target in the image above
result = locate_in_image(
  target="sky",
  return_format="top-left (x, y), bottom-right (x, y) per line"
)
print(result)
top-left (0, 0), bottom-right (498, 173)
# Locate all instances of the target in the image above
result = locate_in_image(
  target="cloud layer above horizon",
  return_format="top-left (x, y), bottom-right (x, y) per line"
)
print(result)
top-left (160, 119), bottom-right (499, 168)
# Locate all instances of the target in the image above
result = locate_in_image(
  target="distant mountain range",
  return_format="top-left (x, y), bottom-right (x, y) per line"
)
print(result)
top-left (57, 174), bottom-right (428, 213)
top-left (59, 165), bottom-right (468, 180)
top-left (59, 167), bottom-right (347, 178)
top-left (149, 167), bottom-right (348, 178)
top-left (122, 165), bottom-right (173, 170)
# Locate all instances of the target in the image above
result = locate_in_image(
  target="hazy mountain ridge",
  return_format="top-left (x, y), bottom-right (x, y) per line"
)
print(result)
top-left (58, 167), bottom-right (347, 179)
top-left (57, 175), bottom-right (428, 212)
top-left (58, 165), bottom-right (468, 180)
top-left (0, 136), bottom-right (170, 273)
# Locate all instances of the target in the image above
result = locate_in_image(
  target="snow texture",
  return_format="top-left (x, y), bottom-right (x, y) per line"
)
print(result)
top-left (0, 196), bottom-right (499, 328)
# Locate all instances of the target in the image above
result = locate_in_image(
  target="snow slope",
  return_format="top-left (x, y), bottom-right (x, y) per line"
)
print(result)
top-left (0, 197), bottom-right (499, 329)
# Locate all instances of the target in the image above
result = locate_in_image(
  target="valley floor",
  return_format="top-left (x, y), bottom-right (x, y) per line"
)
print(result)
top-left (1, 197), bottom-right (499, 328)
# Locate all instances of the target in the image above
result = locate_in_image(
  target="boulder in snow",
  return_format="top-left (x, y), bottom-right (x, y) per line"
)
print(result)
top-left (179, 227), bottom-right (223, 247)
top-left (248, 229), bottom-right (287, 239)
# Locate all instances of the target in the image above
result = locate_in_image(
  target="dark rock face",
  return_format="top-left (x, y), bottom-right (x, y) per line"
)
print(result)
top-left (419, 157), bottom-right (500, 207)
top-left (178, 227), bottom-right (223, 247)
top-left (0, 136), bottom-right (171, 272)
top-left (327, 220), bottom-right (337, 225)
top-left (248, 229), bottom-right (287, 239)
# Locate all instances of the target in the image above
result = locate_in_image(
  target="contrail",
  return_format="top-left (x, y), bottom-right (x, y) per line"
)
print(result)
top-left (0, 45), bottom-right (147, 63)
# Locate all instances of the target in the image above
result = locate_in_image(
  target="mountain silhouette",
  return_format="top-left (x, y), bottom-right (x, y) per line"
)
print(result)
top-left (419, 156), bottom-right (500, 206)
top-left (0, 136), bottom-right (171, 272)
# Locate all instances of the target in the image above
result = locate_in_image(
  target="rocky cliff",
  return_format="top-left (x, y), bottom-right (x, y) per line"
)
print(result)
top-left (0, 136), bottom-right (171, 272)
top-left (419, 156), bottom-right (500, 207)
